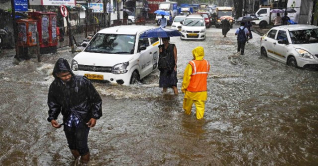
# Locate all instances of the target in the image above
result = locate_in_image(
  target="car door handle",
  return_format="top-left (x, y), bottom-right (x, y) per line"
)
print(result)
top-left (150, 52), bottom-right (152, 54)
top-left (273, 42), bottom-right (276, 45)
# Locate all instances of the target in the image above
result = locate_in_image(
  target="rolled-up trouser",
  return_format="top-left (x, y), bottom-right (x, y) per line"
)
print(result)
top-left (64, 121), bottom-right (90, 156)
top-left (183, 98), bottom-right (205, 119)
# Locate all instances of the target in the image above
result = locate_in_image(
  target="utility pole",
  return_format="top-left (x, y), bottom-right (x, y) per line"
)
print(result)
top-left (117, 0), bottom-right (120, 23)
top-left (10, 0), bottom-right (18, 58)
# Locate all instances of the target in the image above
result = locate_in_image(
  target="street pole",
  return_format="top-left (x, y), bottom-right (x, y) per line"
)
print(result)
top-left (10, 0), bottom-right (18, 59)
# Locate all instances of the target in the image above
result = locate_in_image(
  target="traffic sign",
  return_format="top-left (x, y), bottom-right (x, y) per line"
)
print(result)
top-left (60, 5), bottom-right (68, 17)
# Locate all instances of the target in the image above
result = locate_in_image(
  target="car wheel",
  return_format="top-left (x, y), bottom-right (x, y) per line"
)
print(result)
top-left (287, 56), bottom-right (298, 68)
top-left (130, 71), bottom-right (140, 84)
top-left (259, 21), bottom-right (267, 29)
top-left (261, 47), bottom-right (267, 57)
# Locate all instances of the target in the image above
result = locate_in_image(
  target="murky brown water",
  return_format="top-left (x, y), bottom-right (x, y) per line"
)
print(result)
top-left (0, 25), bottom-right (318, 165)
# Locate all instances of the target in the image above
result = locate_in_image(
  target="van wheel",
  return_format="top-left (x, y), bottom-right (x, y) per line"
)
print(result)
top-left (287, 56), bottom-right (298, 68)
top-left (130, 71), bottom-right (140, 84)
top-left (261, 47), bottom-right (267, 57)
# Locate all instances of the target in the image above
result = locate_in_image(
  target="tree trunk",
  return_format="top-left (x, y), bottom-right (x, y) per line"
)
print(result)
top-left (234, 0), bottom-right (243, 19)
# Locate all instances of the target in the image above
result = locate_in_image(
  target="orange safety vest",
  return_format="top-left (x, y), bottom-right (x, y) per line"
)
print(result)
top-left (187, 60), bottom-right (210, 92)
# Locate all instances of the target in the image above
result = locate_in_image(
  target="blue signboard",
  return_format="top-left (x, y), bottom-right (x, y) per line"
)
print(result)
top-left (15, 0), bottom-right (28, 12)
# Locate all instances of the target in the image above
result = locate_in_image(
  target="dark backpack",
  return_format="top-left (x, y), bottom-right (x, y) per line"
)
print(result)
top-left (158, 44), bottom-right (174, 72)
top-left (237, 27), bottom-right (247, 42)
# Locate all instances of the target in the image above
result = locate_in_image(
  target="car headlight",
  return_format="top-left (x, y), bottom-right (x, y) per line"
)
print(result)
top-left (217, 19), bottom-right (221, 23)
top-left (112, 62), bottom-right (129, 74)
top-left (71, 59), bottom-right (78, 71)
top-left (296, 48), bottom-right (314, 59)
top-left (200, 29), bottom-right (205, 33)
top-left (182, 29), bottom-right (186, 32)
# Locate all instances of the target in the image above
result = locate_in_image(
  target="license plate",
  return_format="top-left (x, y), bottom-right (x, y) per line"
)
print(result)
top-left (84, 74), bottom-right (104, 80)
top-left (188, 33), bottom-right (198, 36)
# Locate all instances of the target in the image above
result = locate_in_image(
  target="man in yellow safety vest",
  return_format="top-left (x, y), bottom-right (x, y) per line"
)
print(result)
top-left (181, 46), bottom-right (210, 120)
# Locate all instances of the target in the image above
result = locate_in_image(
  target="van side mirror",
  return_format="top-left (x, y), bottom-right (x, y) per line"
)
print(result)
top-left (138, 45), bottom-right (147, 52)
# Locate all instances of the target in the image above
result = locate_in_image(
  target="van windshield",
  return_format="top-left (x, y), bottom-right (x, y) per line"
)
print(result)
top-left (85, 34), bottom-right (136, 54)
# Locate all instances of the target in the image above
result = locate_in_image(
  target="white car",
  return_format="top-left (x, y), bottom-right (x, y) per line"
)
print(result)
top-left (260, 25), bottom-right (318, 69)
top-left (171, 15), bottom-right (186, 31)
top-left (180, 14), bottom-right (206, 40)
top-left (71, 25), bottom-right (160, 85)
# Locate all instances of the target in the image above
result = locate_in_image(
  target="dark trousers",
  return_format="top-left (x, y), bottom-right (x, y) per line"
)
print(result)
top-left (64, 121), bottom-right (90, 156)
top-left (237, 41), bottom-right (246, 55)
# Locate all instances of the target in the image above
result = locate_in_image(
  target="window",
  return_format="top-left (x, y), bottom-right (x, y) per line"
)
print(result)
top-left (276, 30), bottom-right (287, 41)
top-left (150, 37), bottom-right (159, 44)
top-left (267, 30), bottom-right (277, 39)
top-left (139, 38), bottom-right (149, 47)
top-left (258, 9), bottom-right (268, 15)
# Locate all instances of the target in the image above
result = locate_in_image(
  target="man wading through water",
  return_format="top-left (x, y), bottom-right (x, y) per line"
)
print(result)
top-left (47, 58), bottom-right (102, 165)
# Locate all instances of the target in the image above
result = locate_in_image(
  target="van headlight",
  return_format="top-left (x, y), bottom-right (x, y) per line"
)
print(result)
top-left (112, 62), bottom-right (129, 74)
top-left (296, 49), bottom-right (314, 59)
top-left (71, 59), bottom-right (78, 71)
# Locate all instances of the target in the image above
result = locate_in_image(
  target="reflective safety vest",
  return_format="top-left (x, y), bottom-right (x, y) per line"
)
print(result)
top-left (187, 59), bottom-right (210, 92)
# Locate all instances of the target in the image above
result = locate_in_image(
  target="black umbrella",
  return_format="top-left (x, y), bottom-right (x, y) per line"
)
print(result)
top-left (284, 8), bottom-right (297, 13)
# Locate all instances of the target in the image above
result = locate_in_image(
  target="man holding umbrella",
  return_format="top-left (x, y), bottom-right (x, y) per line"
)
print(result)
top-left (159, 15), bottom-right (167, 28)
top-left (155, 10), bottom-right (168, 28)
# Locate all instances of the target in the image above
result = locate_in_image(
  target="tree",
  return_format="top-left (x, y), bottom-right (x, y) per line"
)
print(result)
top-left (234, 0), bottom-right (243, 19)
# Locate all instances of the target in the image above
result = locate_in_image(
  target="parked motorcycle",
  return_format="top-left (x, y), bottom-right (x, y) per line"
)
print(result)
top-left (0, 28), bottom-right (13, 50)
top-left (0, 28), bottom-right (8, 52)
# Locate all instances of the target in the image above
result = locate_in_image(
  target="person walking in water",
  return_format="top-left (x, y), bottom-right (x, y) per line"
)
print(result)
top-left (221, 18), bottom-right (231, 37)
top-left (47, 58), bottom-right (102, 165)
top-left (235, 22), bottom-right (249, 55)
top-left (158, 37), bottom-right (178, 95)
top-left (181, 46), bottom-right (210, 120)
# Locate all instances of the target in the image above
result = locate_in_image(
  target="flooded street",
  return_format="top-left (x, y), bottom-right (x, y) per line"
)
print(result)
top-left (1, 25), bottom-right (318, 165)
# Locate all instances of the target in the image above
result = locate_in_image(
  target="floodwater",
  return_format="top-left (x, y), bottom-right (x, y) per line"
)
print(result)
top-left (0, 25), bottom-right (318, 165)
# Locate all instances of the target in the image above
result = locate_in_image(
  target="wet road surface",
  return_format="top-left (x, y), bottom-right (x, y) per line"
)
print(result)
top-left (0, 25), bottom-right (318, 165)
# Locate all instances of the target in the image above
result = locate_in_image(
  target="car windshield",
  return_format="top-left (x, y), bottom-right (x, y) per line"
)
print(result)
top-left (85, 34), bottom-right (136, 54)
top-left (184, 18), bottom-right (204, 26)
top-left (289, 28), bottom-right (318, 44)
top-left (174, 17), bottom-right (185, 22)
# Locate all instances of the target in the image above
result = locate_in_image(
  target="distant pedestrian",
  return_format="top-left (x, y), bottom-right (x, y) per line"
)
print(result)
top-left (245, 21), bottom-right (253, 39)
top-left (159, 15), bottom-right (167, 28)
top-left (47, 58), bottom-right (102, 165)
top-left (181, 46), bottom-right (210, 120)
top-left (221, 19), bottom-right (231, 37)
top-left (282, 12), bottom-right (290, 25)
top-left (273, 13), bottom-right (282, 26)
top-left (235, 22), bottom-right (249, 55)
top-left (158, 37), bottom-right (178, 94)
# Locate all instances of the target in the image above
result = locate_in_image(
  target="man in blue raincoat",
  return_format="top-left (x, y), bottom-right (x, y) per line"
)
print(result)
top-left (47, 58), bottom-right (102, 165)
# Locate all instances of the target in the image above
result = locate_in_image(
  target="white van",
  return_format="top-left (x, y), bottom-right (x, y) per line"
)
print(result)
top-left (71, 26), bottom-right (160, 85)
top-left (180, 14), bottom-right (206, 40)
